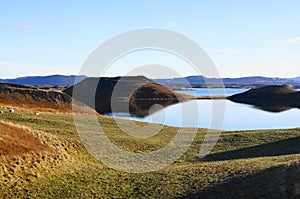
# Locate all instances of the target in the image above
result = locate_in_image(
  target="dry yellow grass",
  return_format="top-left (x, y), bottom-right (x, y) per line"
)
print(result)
top-left (0, 121), bottom-right (50, 156)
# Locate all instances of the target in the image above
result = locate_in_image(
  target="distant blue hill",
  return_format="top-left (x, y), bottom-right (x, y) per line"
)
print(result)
top-left (0, 75), bottom-right (87, 86)
top-left (154, 76), bottom-right (300, 88)
top-left (1, 74), bottom-right (299, 87)
top-left (289, 77), bottom-right (300, 82)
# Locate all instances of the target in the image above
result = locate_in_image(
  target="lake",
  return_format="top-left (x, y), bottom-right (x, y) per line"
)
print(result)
top-left (106, 88), bottom-right (300, 131)
top-left (175, 88), bottom-right (249, 97)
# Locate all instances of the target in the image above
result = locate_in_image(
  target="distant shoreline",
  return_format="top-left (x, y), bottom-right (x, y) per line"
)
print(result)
top-left (172, 85), bottom-right (300, 90)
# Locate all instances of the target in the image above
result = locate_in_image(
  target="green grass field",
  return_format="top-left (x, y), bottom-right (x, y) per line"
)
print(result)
top-left (0, 109), bottom-right (300, 198)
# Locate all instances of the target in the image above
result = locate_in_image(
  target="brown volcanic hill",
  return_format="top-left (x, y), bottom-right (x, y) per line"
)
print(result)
top-left (64, 76), bottom-right (187, 117)
top-left (0, 83), bottom-right (72, 112)
top-left (228, 85), bottom-right (300, 112)
top-left (129, 83), bottom-right (186, 117)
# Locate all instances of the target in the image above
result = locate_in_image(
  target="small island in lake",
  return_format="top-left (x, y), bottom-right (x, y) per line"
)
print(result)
top-left (228, 85), bottom-right (300, 112)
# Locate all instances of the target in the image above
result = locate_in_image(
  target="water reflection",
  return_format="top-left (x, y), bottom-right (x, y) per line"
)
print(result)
top-left (253, 105), bottom-right (297, 113)
top-left (107, 88), bottom-right (300, 130)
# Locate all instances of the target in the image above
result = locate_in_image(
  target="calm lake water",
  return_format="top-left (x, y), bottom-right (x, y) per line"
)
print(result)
top-left (176, 88), bottom-right (249, 96)
top-left (106, 88), bottom-right (300, 131)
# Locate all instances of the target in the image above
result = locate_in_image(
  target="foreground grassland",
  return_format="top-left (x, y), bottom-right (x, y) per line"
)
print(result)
top-left (0, 109), bottom-right (299, 198)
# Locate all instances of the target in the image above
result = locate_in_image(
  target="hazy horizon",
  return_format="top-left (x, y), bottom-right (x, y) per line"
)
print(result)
top-left (0, 73), bottom-right (299, 80)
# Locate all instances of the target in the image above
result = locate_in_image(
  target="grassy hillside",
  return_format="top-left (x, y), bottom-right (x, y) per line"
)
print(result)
top-left (0, 107), bottom-right (299, 198)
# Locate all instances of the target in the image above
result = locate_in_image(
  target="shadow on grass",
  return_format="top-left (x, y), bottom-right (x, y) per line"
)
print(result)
top-left (203, 136), bottom-right (300, 162)
top-left (178, 161), bottom-right (300, 199)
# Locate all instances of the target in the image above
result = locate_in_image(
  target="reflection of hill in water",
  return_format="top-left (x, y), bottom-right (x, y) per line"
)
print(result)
top-left (253, 105), bottom-right (293, 112)
top-left (129, 83), bottom-right (187, 117)
top-left (64, 76), bottom-right (187, 117)
top-left (228, 85), bottom-right (300, 112)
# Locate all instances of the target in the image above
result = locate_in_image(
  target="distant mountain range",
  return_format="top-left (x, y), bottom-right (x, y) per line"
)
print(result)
top-left (154, 76), bottom-right (300, 88)
top-left (0, 75), bottom-right (299, 88)
top-left (0, 75), bottom-right (87, 86)
top-left (290, 77), bottom-right (300, 82)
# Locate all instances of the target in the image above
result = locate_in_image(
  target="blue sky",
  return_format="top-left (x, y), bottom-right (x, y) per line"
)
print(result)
top-left (0, 0), bottom-right (300, 78)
